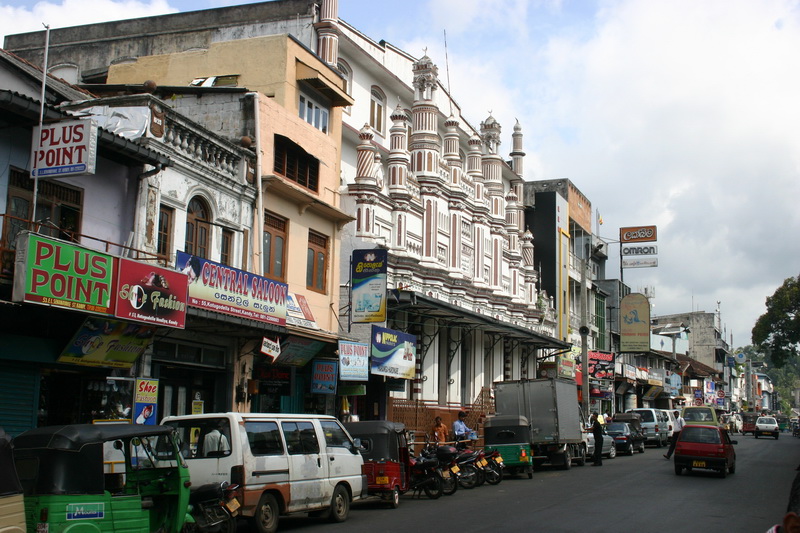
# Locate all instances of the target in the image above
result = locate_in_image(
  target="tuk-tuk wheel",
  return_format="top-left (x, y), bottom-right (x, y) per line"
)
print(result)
top-left (388, 487), bottom-right (400, 508)
top-left (254, 493), bottom-right (279, 533)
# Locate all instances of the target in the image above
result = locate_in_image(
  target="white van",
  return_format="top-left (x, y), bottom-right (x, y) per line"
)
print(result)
top-left (161, 412), bottom-right (367, 532)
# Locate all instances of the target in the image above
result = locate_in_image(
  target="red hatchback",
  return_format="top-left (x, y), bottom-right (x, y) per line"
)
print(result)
top-left (673, 424), bottom-right (737, 478)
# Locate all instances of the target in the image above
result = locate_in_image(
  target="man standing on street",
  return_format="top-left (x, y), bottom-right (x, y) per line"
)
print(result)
top-left (591, 413), bottom-right (603, 466)
top-left (664, 410), bottom-right (685, 459)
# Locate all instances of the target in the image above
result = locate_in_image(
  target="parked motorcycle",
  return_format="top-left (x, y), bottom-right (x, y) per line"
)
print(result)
top-left (183, 481), bottom-right (239, 533)
top-left (422, 443), bottom-right (461, 496)
top-left (452, 442), bottom-right (483, 489)
top-left (408, 452), bottom-right (444, 499)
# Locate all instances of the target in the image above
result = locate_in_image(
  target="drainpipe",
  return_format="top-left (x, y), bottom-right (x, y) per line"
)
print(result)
top-left (247, 92), bottom-right (264, 275)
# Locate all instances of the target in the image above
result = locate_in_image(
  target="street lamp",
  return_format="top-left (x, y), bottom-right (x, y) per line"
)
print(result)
top-left (652, 323), bottom-right (690, 361)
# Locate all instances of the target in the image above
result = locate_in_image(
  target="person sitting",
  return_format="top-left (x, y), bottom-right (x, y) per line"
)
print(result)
top-left (452, 411), bottom-right (472, 445)
top-left (203, 424), bottom-right (230, 457)
top-left (432, 416), bottom-right (448, 444)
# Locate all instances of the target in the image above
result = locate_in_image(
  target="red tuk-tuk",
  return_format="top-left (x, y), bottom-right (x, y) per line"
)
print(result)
top-left (344, 420), bottom-right (450, 507)
top-left (741, 412), bottom-right (759, 435)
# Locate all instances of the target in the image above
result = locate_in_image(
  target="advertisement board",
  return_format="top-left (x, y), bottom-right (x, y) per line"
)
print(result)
top-left (311, 360), bottom-right (337, 395)
top-left (177, 251), bottom-right (287, 326)
top-left (351, 249), bottom-right (388, 323)
top-left (133, 378), bottom-right (158, 425)
top-left (115, 258), bottom-right (188, 328)
top-left (370, 325), bottom-right (416, 380)
top-left (58, 316), bottom-right (155, 368)
top-left (620, 293), bottom-right (651, 352)
top-left (338, 340), bottom-right (369, 381)
top-left (14, 233), bottom-right (116, 315)
top-left (31, 119), bottom-right (98, 178)
top-left (619, 225), bottom-right (658, 243)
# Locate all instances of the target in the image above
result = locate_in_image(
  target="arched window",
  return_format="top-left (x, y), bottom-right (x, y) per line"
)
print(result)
top-left (185, 196), bottom-right (211, 258)
top-left (370, 86), bottom-right (386, 134)
top-left (337, 60), bottom-right (352, 96)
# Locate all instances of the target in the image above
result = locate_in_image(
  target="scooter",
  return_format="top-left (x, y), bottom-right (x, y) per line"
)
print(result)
top-left (183, 481), bottom-right (240, 533)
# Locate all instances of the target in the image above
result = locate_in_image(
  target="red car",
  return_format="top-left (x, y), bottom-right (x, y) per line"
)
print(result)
top-left (673, 424), bottom-right (737, 478)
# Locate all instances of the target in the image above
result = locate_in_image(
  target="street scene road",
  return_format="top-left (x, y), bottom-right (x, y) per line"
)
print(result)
top-left (259, 435), bottom-right (800, 533)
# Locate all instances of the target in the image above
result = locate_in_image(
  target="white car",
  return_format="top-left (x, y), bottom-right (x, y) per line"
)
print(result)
top-left (755, 416), bottom-right (780, 439)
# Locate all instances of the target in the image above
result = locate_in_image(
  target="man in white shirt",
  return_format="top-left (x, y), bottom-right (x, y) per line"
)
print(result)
top-left (664, 411), bottom-right (685, 459)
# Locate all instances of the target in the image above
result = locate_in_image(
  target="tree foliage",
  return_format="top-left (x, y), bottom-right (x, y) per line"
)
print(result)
top-left (752, 275), bottom-right (800, 368)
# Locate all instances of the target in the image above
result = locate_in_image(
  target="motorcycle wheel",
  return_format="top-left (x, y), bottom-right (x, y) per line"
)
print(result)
top-left (485, 461), bottom-right (503, 485)
top-left (457, 463), bottom-right (479, 489)
top-left (475, 465), bottom-right (486, 486)
top-left (442, 473), bottom-right (458, 495)
top-left (220, 513), bottom-right (236, 533)
top-left (423, 474), bottom-right (443, 499)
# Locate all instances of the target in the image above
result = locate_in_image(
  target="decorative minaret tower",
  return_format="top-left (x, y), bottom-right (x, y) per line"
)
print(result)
top-left (410, 54), bottom-right (441, 265)
top-left (353, 124), bottom-right (377, 237)
top-left (480, 114), bottom-right (505, 290)
top-left (467, 134), bottom-right (488, 286)
top-left (316, 0), bottom-right (339, 66)
top-left (387, 104), bottom-right (411, 253)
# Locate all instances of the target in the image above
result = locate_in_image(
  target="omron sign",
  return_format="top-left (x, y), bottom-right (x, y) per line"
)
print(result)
top-left (31, 119), bottom-right (98, 178)
top-left (622, 245), bottom-right (658, 256)
top-left (620, 225), bottom-right (657, 243)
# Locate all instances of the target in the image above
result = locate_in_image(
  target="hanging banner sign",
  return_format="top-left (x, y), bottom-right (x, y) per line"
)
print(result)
top-left (286, 292), bottom-right (318, 329)
top-left (13, 233), bottom-right (116, 315)
top-left (177, 251), bottom-right (287, 326)
top-left (351, 249), bottom-right (388, 323)
top-left (621, 245), bottom-right (658, 256)
top-left (58, 316), bottom-right (155, 368)
top-left (115, 258), bottom-right (188, 328)
top-left (338, 340), bottom-right (369, 381)
top-left (260, 337), bottom-right (281, 362)
top-left (370, 325), bottom-right (416, 380)
top-left (31, 119), bottom-right (98, 178)
top-left (622, 257), bottom-right (658, 269)
top-left (134, 378), bottom-right (158, 425)
top-left (620, 293), bottom-right (650, 352)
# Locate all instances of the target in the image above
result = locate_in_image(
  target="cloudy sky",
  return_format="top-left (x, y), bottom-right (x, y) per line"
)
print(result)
top-left (2, 0), bottom-right (799, 349)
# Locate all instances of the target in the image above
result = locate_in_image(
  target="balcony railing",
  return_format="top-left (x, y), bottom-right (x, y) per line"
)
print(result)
top-left (0, 214), bottom-right (165, 282)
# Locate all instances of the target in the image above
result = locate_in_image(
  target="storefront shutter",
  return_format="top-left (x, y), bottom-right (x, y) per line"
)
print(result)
top-left (0, 364), bottom-right (39, 436)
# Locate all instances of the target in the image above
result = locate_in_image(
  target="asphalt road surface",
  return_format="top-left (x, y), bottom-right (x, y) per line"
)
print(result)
top-left (239, 431), bottom-right (800, 533)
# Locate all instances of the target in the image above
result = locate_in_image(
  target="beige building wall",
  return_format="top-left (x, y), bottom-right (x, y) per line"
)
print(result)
top-left (108, 34), bottom-right (350, 333)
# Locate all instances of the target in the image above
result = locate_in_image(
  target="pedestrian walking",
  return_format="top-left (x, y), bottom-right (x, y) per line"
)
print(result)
top-left (590, 413), bottom-right (603, 466)
top-left (664, 410), bottom-right (685, 459)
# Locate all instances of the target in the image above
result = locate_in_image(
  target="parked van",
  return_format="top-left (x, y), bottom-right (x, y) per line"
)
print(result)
top-left (626, 408), bottom-right (671, 447)
top-left (162, 413), bottom-right (367, 533)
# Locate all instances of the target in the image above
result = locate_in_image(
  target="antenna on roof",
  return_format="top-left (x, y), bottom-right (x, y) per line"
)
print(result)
top-left (443, 29), bottom-right (452, 115)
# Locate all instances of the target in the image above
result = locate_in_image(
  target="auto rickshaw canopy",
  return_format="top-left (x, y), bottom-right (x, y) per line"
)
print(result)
top-left (344, 420), bottom-right (406, 462)
top-left (0, 428), bottom-right (22, 496)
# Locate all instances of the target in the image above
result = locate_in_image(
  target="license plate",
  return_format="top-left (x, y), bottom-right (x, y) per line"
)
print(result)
top-left (495, 455), bottom-right (504, 462)
top-left (692, 460), bottom-right (706, 468)
top-left (37, 525), bottom-right (48, 533)
top-left (442, 470), bottom-right (450, 478)
top-left (451, 465), bottom-right (460, 474)
top-left (479, 459), bottom-right (488, 467)
top-left (225, 497), bottom-right (240, 513)
top-left (376, 476), bottom-right (389, 485)
top-left (520, 456), bottom-right (529, 462)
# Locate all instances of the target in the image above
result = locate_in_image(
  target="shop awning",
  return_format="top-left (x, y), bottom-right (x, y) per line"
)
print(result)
top-left (296, 61), bottom-right (354, 107)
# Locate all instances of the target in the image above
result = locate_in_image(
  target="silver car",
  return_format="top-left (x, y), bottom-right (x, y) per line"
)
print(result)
top-left (586, 425), bottom-right (617, 459)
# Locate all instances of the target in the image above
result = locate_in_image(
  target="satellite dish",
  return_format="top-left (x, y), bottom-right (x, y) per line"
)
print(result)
top-left (734, 352), bottom-right (746, 363)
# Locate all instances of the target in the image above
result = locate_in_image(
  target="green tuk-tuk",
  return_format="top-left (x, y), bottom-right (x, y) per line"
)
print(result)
top-left (12, 424), bottom-right (191, 533)
top-left (777, 414), bottom-right (789, 433)
top-left (0, 427), bottom-right (25, 533)
top-left (483, 415), bottom-right (533, 479)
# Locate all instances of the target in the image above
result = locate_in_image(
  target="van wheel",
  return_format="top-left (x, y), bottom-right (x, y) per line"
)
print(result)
top-left (328, 485), bottom-right (350, 523)
top-left (254, 493), bottom-right (279, 533)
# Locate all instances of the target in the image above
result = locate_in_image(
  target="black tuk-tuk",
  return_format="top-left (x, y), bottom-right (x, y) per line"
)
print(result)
top-left (12, 423), bottom-right (191, 533)
top-left (483, 415), bottom-right (533, 479)
top-left (0, 427), bottom-right (25, 532)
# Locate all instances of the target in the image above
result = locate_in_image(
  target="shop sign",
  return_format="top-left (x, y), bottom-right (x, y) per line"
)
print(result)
top-left (31, 119), bottom-right (98, 178)
top-left (115, 258), bottom-right (188, 328)
top-left (620, 293), bottom-right (650, 352)
top-left (286, 292), bottom-right (317, 329)
top-left (338, 384), bottom-right (367, 396)
top-left (134, 378), bottom-right (158, 425)
top-left (338, 340), bottom-right (369, 381)
top-left (621, 257), bottom-right (658, 269)
top-left (643, 386), bottom-right (663, 400)
top-left (557, 356), bottom-right (576, 379)
top-left (14, 233), bottom-right (116, 315)
top-left (254, 365), bottom-right (291, 396)
top-left (311, 360), bottom-right (337, 395)
top-left (58, 316), bottom-right (155, 368)
top-left (621, 245), bottom-right (658, 255)
top-left (351, 249), bottom-right (388, 323)
top-left (587, 351), bottom-right (615, 380)
top-left (370, 325), bottom-right (416, 380)
top-left (275, 336), bottom-right (325, 366)
top-left (619, 225), bottom-right (657, 243)
top-left (177, 251), bottom-right (287, 326)
top-left (192, 400), bottom-right (204, 414)
top-left (624, 364), bottom-right (637, 380)
top-left (260, 337), bottom-right (281, 362)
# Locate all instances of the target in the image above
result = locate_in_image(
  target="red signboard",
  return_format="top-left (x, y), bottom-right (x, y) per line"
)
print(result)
top-left (619, 225), bottom-right (658, 243)
top-left (115, 258), bottom-right (189, 328)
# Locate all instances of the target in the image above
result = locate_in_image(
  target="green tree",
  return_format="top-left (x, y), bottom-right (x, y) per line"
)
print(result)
top-left (752, 274), bottom-right (800, 368)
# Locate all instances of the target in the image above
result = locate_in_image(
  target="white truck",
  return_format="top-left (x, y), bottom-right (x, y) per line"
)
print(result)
top-left (493, 378), bottom-right (589, 470)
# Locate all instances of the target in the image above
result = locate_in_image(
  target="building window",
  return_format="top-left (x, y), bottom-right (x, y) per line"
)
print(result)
top-left (306, 230), bottom-right (328, 293)
top-left (189, 75), bottom-right (239, 87)
top-left (299, 91), bottom-right (329, 134)
top-left (157, 205), bottom-right (174, 260)
top-left (2, 167), bottom-right (82, 276)
top-left (370, 86), bottom-right (385, 134)
top-left (273, 135), bottom-right (319, 192)
top-left (337, 60), bottom-right (352, 114)
top-left (220, 229), bottom-right (234, 266)
top-left (263, 211), bottom-right (287, 281)
top-left (185, 196), bottom-right (211, 258)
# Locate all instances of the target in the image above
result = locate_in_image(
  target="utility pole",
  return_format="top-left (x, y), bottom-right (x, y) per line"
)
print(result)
top-left (580, 254), bottom-right (590, 418)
